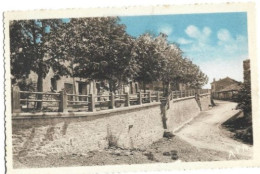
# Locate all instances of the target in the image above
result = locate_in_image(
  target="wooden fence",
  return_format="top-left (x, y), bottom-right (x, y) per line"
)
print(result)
top-left (11, 85), bottom-right (210, 114)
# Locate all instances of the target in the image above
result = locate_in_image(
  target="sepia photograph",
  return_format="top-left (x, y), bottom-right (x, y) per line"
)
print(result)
top-left (3, 2), bottom-right (259, 174)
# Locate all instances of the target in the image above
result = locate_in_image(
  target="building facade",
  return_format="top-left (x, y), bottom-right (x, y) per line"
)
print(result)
top-left (211, 77), bottom-right (241, 100)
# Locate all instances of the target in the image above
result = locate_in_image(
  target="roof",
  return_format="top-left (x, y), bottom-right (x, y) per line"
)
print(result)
top-left (210, 77), bottom-right (240, 84)
top-left (218, 83), bottom-right (241, 92)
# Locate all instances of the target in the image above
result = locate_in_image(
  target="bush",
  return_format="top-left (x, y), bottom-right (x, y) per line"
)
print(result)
top-left (237, 82), bottom-right (252, 115)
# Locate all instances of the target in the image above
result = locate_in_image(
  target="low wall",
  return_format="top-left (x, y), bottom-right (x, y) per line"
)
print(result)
top-left (165, 94), bottom-right (211, 132)
top-left (12, 103), bottom-right (164, 157)
top-left (166, 97), bottom-right (200, 132)
top-left (12, 93), bottom-right (211, 158)
top-left (200, 94), bottom-right (211, 111)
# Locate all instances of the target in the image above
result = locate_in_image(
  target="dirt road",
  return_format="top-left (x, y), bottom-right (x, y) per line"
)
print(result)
top-left (175, 100), bottom-right (253, 160)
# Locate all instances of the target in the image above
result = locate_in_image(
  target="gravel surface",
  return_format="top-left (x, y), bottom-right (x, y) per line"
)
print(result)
top-left (175, 100), bottom-right (253, 159)
top-left (14, 136), bottom-right (232, 168)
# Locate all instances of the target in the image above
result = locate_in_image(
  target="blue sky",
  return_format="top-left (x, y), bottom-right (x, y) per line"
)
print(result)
top-left (119, 12), bottom-right (248, 88)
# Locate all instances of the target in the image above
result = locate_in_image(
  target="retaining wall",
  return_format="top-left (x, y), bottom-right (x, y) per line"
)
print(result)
top-left (12, 94), bottom-right (211, 158)
top-left (165, 94), bottom-right (211, 132)
top-left (12, 103), bottom-right (163, 157)
top-left (200, 94), bottom-right (211, 111)
top-left (166, 97), bottom-right (201, 132)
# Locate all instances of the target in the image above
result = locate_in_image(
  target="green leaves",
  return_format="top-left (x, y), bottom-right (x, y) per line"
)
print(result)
top-left (10, 19), bottom-right (69, 80)
top-left (10, 17), bottom-right (208, 93)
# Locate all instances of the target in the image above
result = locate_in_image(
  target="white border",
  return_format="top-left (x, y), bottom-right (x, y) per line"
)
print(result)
top-left (2, 1), bottom-right (260, 174)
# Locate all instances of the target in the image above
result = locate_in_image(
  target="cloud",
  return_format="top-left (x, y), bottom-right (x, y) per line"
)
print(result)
top-left (185, 25), bottom-right (200, 38)
top-left (158, 25), bottom-right (173, 35)
top-left (217, 28), bottom-right (248, 54)
top-left (203, 27), bottom-right (212, 36)
top-left (217, 29), bottom-right (231, 41)
top-left (180, 26), bottom-right (248, 88)
top-left (184, 25), bottom-right (212, 46)
top-left (177, 38), bottom-right (193, 44)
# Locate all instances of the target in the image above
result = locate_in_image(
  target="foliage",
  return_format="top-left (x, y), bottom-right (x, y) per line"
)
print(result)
top-left (132, 33), bottom-right (161, 91)
top-left (10, 19), bottom-right (70, 80)
top-left (10, 17), bottom-right (209, 97)
top-left (10, 19), bottom-right (70, 108)
top-left (16, 77), bottom-right (36, 91)
top-left (49, 17), bottom-right (138, 92)
top-left (237, 82), bottom-right (252, 115)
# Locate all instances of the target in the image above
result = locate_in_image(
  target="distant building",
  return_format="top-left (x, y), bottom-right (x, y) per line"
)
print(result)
top-left (211, 77), bottom-right (241, 92)
top-left (211, 77), bottom-right (241, 100)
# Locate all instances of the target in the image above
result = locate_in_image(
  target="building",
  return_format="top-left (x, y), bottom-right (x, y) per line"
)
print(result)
top-left (211, 77), bottom-right (241, 100)
top-left (28, 68), bottom-right (140, 97)
top-left (29, 68), bottom-right (99, 96)
top-left (243, 59), bottom-right (250, 84)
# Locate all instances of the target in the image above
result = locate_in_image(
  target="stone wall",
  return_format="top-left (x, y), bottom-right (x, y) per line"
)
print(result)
top-left (12, 94), bottom-right (211, 158)
top-left (199, 94), bottom-right (211, 111)
top-left (12, 103), bottom-right (163, 158)
top-left (165, 94), bottom-right (211, 132)
top-left (165, 97), bottom-right (201, 132)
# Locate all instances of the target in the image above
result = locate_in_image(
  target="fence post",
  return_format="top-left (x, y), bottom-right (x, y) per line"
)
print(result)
top-left (125, 92), bottom-right (130, 107)
top-left (59, 90), bottom-right (68, 112)
top-left (147, 91), bottom-right (151, 103)
top-left (88, 93), bottom-right (96, 112)
top-left (12, 85), bottom-right (21, 113)
top-left (156, 91), bottom-right (160, 102)
top-left (109, 92), bottom-right (115, 109)
top-left (138, 92), bottom-right (142, 105)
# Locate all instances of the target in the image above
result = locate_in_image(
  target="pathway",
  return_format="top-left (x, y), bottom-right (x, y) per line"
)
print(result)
top-left (175, 100), bottom-right (253, 160)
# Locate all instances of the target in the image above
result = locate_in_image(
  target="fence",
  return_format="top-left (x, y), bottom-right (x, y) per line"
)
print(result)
top-left (11, 85), bottom-right (210, 114)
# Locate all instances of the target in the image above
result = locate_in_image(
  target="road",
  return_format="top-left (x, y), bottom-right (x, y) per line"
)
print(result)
top-left (175, 100), bottom-right (253, 160)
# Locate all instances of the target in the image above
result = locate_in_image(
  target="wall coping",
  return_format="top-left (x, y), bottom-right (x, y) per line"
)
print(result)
top-left (200, 93), bottom-right (210, 97)
top-left (171, 93), bottom-right (210, 102)
top-left (172, 96), bottom-right (195, 102)
top-left (12, 102), bottom-right (161, 120)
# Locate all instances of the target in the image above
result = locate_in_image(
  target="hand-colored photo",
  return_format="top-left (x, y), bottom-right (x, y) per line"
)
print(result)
top-left (6, 8), bottom-right (254, 170)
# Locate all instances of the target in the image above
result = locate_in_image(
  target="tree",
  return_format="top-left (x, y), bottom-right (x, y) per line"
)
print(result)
top-left (180, 58), bottom-right (208, 89)
top-left (237, 81), bottom-right (252, 115)
top-left (132, 33), bottom-right (161, 92)
top-left (155, 34), bottom-right (184, 96)
top-left (133, 32), bottom-right (208, 96)
top-left (51, 17), bottom-right (138, 93)
top-left (10, 19), bottom-right (70, 109)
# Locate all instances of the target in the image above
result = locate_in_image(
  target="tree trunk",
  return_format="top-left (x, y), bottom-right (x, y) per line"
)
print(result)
top-left (143, 81), bottom-right (146, 93)
top-left (71, 61), bottom-right (77, 101)
top-left (165, 81), bottom-right (170, 97)
top-left (109, 80), bottom-right (115, 93)
top-left (162, 82), bottom-right (165, 96)
top-left (36, 71), bottom-right (43, 110)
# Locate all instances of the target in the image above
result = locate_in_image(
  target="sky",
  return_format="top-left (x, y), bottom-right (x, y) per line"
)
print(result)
top-left (119, 12), bottom-right (248, 88)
